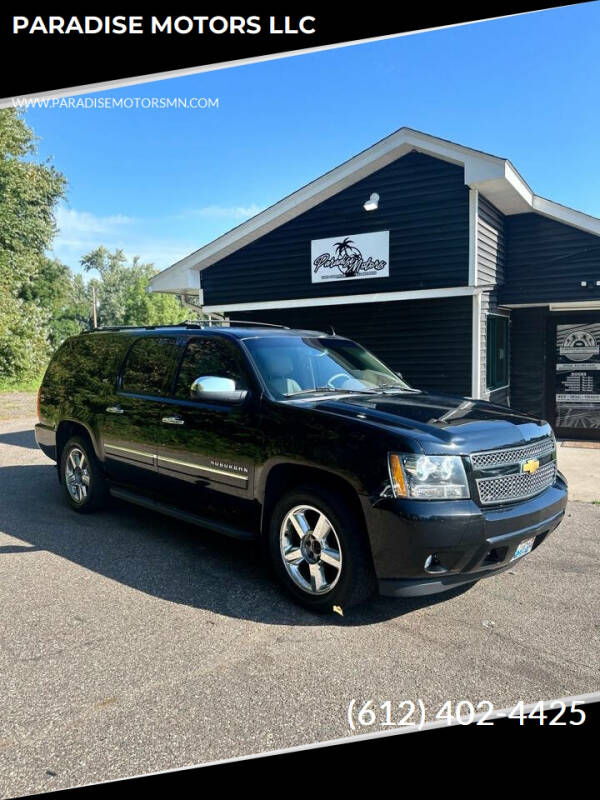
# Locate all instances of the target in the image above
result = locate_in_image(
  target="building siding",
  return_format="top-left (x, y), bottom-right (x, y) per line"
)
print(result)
top-left (509, 307), bottom-right (548, 420)
top-left (477, 195), bottom-right (505, 286)
top-left (241, 296), bottom-right (473, 397)
top-left (500, 213), bottom-right (600, 305)
top-left (201, 152), bottom-right (470, 306)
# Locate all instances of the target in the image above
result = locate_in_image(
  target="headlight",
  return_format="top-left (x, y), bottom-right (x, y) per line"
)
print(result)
top-left (388, 453), bottom-right (470, 499)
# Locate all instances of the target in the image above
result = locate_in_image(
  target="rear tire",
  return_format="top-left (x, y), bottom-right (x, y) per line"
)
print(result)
top-left (59, 435), bottom-right (107, 513)
top-left (268, 485), bottom-right (376, 613)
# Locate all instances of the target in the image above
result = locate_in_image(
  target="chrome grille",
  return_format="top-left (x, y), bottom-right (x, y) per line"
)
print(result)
top-left (470, 437), bottom-right (555, 469)
top-left (471, 436), bottom-right (557, 506)
top-left (476, 462), bottom-right (557, 505)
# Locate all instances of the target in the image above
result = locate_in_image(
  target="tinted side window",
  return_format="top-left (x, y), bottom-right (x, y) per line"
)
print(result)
top-left (121, 337), bottom-right (178, 396)
top-left (83, 334), bottom-right (132, 384)
top-left (42, 338), bottom-right (77, 395)
top-left (44, 334), bottom-right (130, 395)
top-left (174, 337), bottom-right (248, 399)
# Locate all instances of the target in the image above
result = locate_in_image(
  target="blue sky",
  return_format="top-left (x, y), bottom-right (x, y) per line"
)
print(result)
top-left (25, 3), bottom-right (600, 275)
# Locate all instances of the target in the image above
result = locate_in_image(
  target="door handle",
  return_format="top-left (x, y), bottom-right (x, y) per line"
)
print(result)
top-left (106, 406), bottom-right (124, 414)
top-left (162, 416), bottom-right (184, 426)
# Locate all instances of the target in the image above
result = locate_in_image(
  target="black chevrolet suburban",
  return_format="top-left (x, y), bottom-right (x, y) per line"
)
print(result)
top-left (35, 321), bottom-right (568, 612)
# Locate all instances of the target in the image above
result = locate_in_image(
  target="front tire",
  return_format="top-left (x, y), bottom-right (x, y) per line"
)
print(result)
top-left (268, 485), bottom-right (376, 613)
top-left (59, 435), bottom-right (107, 513)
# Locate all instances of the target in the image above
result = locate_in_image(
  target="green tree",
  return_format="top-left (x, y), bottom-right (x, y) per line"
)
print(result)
top-left (0, 295), bottom-right (50, 387)
top-left (0, 109), bottom-right (66, 385)
top-left (19, 257), bottom-right (88, 347)
top-left (81, 246), bottom-right (184, 328)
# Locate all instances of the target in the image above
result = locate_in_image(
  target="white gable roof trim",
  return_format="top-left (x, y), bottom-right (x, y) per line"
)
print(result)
top-left (149, 127), bottom-right (600, 294)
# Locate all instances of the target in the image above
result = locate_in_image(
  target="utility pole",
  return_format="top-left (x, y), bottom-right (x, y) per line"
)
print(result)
top-left (92, 285), bottom-right (97, 329)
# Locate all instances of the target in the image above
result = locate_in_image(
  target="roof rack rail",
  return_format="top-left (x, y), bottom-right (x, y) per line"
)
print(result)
top-left (81, 319), bottom-right (291, 334)
top-left (81, 325), bottom-right (160, 333)
top-left (179, 319), bottom-right (290, 330)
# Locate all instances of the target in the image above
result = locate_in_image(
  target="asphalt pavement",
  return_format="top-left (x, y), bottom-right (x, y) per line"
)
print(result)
top-left (0, 416), bottom-right (598, 797)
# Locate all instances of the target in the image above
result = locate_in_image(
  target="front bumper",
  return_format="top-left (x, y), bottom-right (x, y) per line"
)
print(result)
top-left (363, 472), bottom-right (568, 597)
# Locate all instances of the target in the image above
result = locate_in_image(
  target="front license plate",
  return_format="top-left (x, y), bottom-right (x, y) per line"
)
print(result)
top-left (512, 537), bottom-right (535, 561)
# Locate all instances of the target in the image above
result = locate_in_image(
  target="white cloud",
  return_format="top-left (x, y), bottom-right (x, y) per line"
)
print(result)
top-left (49, 232), bottom-right (198, 274)
top-left (49, 201), bottom-right (264, 275)
top-left (50, 205), bottom-right (191, 272)
top-left (54, 206), bottom-right (135, 236)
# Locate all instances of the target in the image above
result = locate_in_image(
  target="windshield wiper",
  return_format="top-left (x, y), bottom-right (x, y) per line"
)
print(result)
top-left (375, 383), bottom-right (420, 392)
top-left (285, 386), bottom-right (377, 397)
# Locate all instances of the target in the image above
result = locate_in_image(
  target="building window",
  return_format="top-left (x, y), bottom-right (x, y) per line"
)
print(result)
top-left (486, 315), bottom-right (509, 391)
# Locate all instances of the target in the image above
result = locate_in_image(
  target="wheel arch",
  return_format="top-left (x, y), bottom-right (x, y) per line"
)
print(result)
top-left (260, 462), bottom-right (369, 542)
top-left (56, 420), bottom-right (102, 471)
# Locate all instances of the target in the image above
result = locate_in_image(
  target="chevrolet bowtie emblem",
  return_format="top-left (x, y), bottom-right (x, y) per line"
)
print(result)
top-left (521, 459), bottom-right (540, 475)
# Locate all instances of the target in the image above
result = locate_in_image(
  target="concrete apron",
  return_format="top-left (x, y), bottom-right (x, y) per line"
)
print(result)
top-left (557, 441), bottom-right (600, 503)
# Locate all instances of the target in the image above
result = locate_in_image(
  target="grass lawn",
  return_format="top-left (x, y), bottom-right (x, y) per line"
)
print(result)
top-left (0, 377), bottom-right (42, 393)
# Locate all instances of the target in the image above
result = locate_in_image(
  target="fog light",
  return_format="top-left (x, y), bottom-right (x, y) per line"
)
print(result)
top-left (424, 553), bottom-right (447, 574)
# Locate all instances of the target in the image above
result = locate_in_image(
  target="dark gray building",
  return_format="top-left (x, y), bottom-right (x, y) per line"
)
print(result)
top-left (150, 128), bottom-right (600, 440)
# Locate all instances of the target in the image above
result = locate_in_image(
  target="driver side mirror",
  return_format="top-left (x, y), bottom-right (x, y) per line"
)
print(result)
top-left (190, 376), bottom-right (248, 404)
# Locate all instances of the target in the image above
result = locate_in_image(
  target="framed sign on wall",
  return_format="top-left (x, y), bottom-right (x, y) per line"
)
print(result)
top-left (311, 230), bottom-right (389, 283)
top-left (555, 322), bottom-right (600, 431)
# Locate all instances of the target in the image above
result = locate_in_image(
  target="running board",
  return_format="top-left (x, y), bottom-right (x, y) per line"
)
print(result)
top-left (109, 487), bottom-right (254, 541)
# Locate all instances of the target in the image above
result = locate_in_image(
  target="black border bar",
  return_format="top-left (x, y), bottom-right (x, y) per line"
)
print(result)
top-left (0, 3), bottom-right (590, 100)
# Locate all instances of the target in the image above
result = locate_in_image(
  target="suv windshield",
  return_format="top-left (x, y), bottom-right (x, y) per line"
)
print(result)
top-left (244, 335), bottom-right (412, 399)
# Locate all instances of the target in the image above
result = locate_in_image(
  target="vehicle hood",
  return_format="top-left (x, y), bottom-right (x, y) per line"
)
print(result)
top-left (292, 390), bottom-right (552, 454)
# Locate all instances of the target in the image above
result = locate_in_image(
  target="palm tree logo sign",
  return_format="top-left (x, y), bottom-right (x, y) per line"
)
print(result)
top-left (332, 238), bottom-right (362, 276)
top-left (312, 236), bottom-right (387, 279)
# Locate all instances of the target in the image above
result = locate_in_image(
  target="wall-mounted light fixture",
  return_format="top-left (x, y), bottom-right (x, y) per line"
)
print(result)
top-left (363, 193), bottom-right (379, 212)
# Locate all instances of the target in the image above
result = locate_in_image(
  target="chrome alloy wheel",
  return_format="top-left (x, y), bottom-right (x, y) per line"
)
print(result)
top-left (279, 504), bottom-right (343, 595)
top-left (65, 447), bottom-right (90, 503)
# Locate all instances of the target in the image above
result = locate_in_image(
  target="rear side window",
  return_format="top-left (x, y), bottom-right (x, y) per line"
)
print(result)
top-left (43, 333), bottom-right (130, 394)
top-left (174, 336), bottom-right (248, 399)
top-left (121, 337), bottom-right (178, 396)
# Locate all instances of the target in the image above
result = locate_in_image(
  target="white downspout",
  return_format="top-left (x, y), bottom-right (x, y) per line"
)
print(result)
top-left (469, 188), bottom-right (482, 398)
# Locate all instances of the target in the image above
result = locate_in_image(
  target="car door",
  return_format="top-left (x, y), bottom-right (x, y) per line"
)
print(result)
top-left (154, 334), bottom-right (262, 531)
top-left (97, 334), bottom-right (179, 492)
